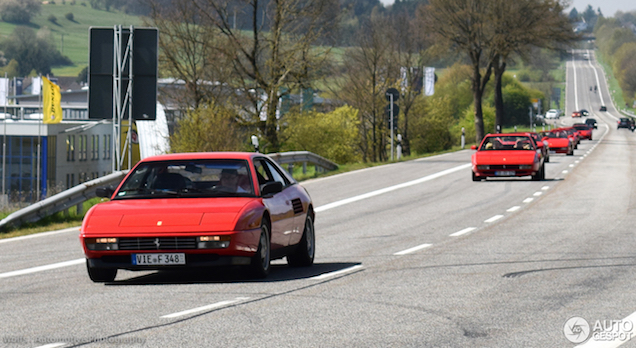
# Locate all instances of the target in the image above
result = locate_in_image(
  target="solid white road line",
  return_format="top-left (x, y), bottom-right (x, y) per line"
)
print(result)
top-left (450, 227), bottom-right (476, 237)
top-left (393, 243), bottom-right (433, 256)
top-left (161, 297), bottom-right (250, 319)
top-left (0, 226), bottom-right (79, 244)
top-left (484, 215), bottom-right (503, 223)
top-left (34, 344), bottom-right (66, 348)
top-left (0, 258), bottom-right (84, 279)
top-left (315, 163), bottom-right (471, 213)
top-left (311, 265), bottom-right (364, 281)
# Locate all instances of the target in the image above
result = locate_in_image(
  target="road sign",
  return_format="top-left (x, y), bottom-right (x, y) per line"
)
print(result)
top-left (385, 88), bottom-right (399, 102)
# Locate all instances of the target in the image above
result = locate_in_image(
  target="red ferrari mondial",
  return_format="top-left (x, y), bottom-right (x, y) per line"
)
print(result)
top-left (471, 133), bottom-right (545, 181)
top-left (543, 130), bottom-right (574, 155)
top-left (80, 152), bottom-right (315, 282)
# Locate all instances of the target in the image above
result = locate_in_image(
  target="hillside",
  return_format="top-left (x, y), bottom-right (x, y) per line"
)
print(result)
top-left (0, 2), bottom-right (143, 77)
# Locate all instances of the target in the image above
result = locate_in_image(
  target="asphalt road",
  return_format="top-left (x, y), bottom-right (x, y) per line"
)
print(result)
top-left (2, 50), bottom-right (636, 348)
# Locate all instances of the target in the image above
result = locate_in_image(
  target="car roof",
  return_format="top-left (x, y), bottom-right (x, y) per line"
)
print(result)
top-left (141, 152), bottom-right (258, 163)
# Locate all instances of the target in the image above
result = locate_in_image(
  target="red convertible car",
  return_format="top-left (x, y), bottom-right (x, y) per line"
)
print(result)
top-left (542, 130), bottom-right (574, 155)
top-left (471, 133), bottom-right (546, 181)
top-left (80, 152), bottom-right (315, 282)
top-left (572, 123), bottom-right (593, 140)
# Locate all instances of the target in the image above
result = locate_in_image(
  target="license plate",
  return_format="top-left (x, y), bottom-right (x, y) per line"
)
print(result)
top-left (495, 171), bottom-right (515, 176)
top-left (132, 253), bottom-right (186, 265)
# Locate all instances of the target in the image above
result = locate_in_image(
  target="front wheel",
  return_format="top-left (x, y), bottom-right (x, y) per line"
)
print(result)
top-left (472, 172), bottom-right (482, 182)
top-left (287, 214), bottom-right (315, 267)
top-left (249, 219), bottom-right (271, 278)
top-left (86, 260), bottom-right (117, 283)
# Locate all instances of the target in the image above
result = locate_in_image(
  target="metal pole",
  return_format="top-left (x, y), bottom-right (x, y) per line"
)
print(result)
top-left (390, 94), bottom-right (394, 161)
top-left (2, 72), bottom-right (7, 208)
top-left (37, 76), bottom-right (41, 202)
top-left (128, 25), bottom-right (134, 171)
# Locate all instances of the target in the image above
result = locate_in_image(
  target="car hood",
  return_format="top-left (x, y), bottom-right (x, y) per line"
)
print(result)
top-left (545, 138), bottom-right (570, 146)
top-left (82, 198), bottom-right (256, 235)
top-left (473, 150), bottom-right (537, 165)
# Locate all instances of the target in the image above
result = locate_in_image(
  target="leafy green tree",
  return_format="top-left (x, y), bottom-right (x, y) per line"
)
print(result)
top-left (410, 96), bottom-right (455, 153)
top-left (281, 106), bottom-right (361, 164)
top-left (0, 26), bottom-right (72, 76)
top-left (0, 0), bottom-right (41, 23)
top-left (0, 59), bottom-right (20, 78)
top-left (170, 102), bottom-right (247, 153)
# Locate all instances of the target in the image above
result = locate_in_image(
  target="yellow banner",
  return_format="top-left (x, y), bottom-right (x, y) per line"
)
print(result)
top-left (42, 76), bottom-right (63, 124)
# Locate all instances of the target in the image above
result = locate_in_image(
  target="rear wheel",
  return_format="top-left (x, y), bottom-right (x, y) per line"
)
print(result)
top-left (249, 219), bottom-right (271, 278)
top-left (287, 214), bottom-right (315, 267)
top-left (86, 260), bottom-right (117, 283)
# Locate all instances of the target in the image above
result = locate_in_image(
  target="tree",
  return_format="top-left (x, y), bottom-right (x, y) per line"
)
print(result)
top-left (420, 0), bottom-right (495, 143)
top-left (170, 102), bottom-right (247, 153)
top-left (143, 0), bottom-right (234, 109)
top-left (0, 0), bottom-right (41, 24)
top-left (337, 13), bottom-right (398, 162)
top-left (488, 0), bottom-right (577, 130)
top-left (0, 27), bottom-right (72, 76)
top-left (186, 0), bottom-right (339, 152)
top-left (281, 106), bottom-right (361, 164)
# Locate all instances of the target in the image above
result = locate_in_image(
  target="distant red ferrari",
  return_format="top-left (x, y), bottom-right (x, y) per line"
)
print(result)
top-left (471, 133), bottom-right (546, 181)
top-left (542, 130), bottom-right (574, 156)
top-left (80, 152), bottom-right (315, 282)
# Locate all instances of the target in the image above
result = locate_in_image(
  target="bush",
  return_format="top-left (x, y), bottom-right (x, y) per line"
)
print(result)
top-left (65, 12), bottom-right (74, 21)
top-left (282, 106), bottom-right (361, 164)
top-left (48, 14), bottom-right (57, 23)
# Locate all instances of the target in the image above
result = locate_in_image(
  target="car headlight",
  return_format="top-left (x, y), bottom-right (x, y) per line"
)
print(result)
top-left (197, 236), bottom-right (231, 249)
top-left (85, 237), bottom-right (118, 251)
top-left (477, 165), bottom-right (490, 170)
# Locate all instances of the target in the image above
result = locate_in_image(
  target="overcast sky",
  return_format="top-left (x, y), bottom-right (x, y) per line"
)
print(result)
top-left (378, 0), bottom-right (635, 17)
top-left (568, 0), bottom-right (636, 17)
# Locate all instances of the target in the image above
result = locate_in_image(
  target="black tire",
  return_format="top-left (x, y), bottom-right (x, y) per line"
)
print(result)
top-left (567, 146), bottom-right (574, 156)
top-left (472, 172), bottom-right (482, 182)
top-left (545, 153), bottom-right (550, 163)
top-left (249, 219), bottom-right (271, 278)
top-left (86, 260), bottom-right (117, 283)
top-left (540, 164), bottom-right (546, 180)
top-left (287, 214), bottom-right (315, 267)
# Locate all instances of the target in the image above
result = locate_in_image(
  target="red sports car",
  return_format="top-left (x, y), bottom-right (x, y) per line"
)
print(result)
top-left (80, 152), bottom-right (315, 282)
top-left (571, 111), bottom-right (582, 117)
top-left (572, 123), bottom-right (593, 140)
top-left (543, 130), bottom-right (574, 155)
top-left (471, 133), bottom-right (546, 181)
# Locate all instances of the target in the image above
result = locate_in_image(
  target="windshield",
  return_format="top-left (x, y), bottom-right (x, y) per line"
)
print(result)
top-left (114, 159), bottom-right (255, 199)
top-left (545, 131), bottom-right (568, 139)
top-left (480, 136), bottom-right (535, 151)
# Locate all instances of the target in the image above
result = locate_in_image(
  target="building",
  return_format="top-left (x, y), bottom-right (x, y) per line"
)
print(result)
top-left (1, 79), bottom-right (169, 207)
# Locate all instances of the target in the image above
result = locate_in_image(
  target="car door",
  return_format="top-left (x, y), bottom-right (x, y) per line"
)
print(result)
top-left (254, 158), bottom-right (295, 249)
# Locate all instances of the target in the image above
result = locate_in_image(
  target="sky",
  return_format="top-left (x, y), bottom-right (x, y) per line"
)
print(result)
top-left (568, 0), bottom-right (636, 17)
top-left (377, 0), bottom-right (635, 17)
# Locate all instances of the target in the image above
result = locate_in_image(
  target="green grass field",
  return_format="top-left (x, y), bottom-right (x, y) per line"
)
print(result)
top-left (0, 2), bottom-right (142, 77)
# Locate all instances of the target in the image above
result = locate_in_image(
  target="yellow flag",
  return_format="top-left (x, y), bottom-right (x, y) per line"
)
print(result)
top-left (42, 76), bottom-right (63, 124)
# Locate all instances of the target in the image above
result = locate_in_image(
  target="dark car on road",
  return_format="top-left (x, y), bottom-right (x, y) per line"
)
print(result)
top-left (618, 118), bottom-right (634, 131)
top-left (585, 118), bottom-right (598, 129)
top-left (599, 106), bottom-right (607, 111)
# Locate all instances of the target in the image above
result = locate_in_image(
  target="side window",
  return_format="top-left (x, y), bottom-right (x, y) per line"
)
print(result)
top-left (254, 159), bottom-right (291, 187)
top-left (264, 159), bottom-right (290, 186)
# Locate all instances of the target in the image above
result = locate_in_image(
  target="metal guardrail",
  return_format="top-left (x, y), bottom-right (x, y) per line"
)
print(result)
top-left (0, 171), bottom-right (128, 232)
top-left (0, 151), bottom-right (337, 231)
top-left (268, 151), bottom-right (339, 172)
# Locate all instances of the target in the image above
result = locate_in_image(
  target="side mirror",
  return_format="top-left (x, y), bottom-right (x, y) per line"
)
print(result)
top-left (96, 187), bottom-right (115, 198)
top-left (261, 181), bottom-right (283, 196)
top-left (470, 145), bottom-right (477, 150)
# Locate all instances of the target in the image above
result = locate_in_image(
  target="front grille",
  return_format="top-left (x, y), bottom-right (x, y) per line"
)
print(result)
top-left (488, 165), bottom-right (524, 170)
top-left (119, 237), bottom-right (197, 250)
